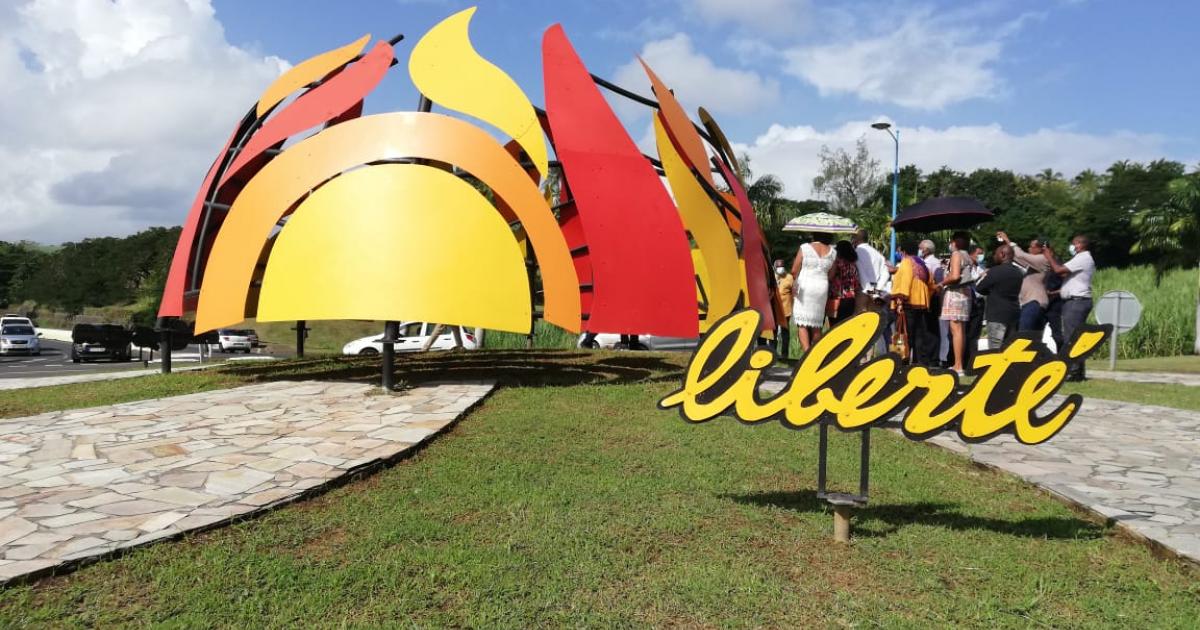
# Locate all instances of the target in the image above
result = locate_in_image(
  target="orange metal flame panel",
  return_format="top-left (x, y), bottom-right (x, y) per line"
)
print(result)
top-left (221, 41), bottom-right (394, 187)
top-left (256, 34), bottom-right (370, 118)
top-left (639, 59), bottom-right (713, 187)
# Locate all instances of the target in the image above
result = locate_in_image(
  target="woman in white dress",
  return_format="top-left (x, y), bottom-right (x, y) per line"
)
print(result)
top-left (790, 232), bottom-right (835, 352)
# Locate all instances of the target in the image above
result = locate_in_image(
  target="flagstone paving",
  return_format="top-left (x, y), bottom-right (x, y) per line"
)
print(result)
top-left (924, 398), bottom-right (1200, 565)
top-left (759, 379), bottom-right (1200, 566)
top-left (0, 379), bottom-right (494, 584)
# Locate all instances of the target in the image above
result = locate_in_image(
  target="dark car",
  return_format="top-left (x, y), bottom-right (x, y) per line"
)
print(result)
top-left (71, 324), bottom-right (134, 363)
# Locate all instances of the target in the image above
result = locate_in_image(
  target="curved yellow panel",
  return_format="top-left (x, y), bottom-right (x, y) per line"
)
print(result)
top-left (409, 7), bottom-right (548, 178)
top-left (194, 112), bottom-right (580, 333)
top-left (256, 34), bottom-right (370, 117)
top-left (258, 165), bottom-right (531, 332)
top-left (655, 115), bottom-right (740, 326)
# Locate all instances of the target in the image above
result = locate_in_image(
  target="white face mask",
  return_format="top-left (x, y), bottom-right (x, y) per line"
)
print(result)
top-left (775, 266), bottom-right (786, 275)
top-left (1068, 244), bottom-right (1077, 256)
top-left (976, 254), bottom-right (985, 265)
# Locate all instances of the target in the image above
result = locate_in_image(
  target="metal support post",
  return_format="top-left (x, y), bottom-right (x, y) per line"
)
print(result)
top-left (381, 320), bottom-right (398, 391)
top-left (159, 329), bottom-right (173, 374)
top-left (295, 320), bottom-right (308, 358)
top-left (1109, 298), bottom-right (1121, 370)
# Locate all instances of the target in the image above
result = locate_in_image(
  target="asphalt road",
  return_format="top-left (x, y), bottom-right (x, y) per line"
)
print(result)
top-left (0, 339), bottom-right (267, 380)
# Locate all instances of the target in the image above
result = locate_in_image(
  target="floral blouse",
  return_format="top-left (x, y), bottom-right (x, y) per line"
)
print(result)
top-left (829, 258), bottom-right (861, 300)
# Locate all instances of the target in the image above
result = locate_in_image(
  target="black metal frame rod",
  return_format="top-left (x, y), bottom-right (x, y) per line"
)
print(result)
top-left (588, 73), bottom-right (716, 145)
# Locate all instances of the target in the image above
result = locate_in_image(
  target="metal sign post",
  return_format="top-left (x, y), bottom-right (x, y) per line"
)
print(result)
top-left (1094, 291), bottom-right (1142, 371)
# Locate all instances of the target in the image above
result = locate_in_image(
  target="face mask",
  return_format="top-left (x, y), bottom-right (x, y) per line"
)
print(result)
top-left (976, 254), bottom-right (985, 265)
top-left (775, 266), bottom-right (786, 275)
top-left (1068, 244), bottom-right (1077, 256)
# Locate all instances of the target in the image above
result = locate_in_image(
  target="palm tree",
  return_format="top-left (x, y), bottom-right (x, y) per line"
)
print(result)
top-left (1131, 172), bottom-right (1200, 353)
top-left (737, 153), bottom-right (789, 234)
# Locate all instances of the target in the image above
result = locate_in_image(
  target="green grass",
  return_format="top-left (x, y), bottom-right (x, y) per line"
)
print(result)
top-left (1, 371), bottom-right (1197, 626)
top-left (481, 320), bottom-right (578, 349)
top-left (1060, 379), bottom-right (1200, 413)
top-left (1091, 266), bottom-right (1197, 359)
top-left (249, 318), bottom-right (384, 354)
top-left (1088, 354), bottom-right (1200, 374)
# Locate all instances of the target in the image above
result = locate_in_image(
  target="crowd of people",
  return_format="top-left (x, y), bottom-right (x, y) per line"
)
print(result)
top-left (774, 228), bottom-right (1096, 381)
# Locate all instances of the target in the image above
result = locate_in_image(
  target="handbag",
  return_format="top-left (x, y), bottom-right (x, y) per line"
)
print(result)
top-left (889, 308), bottom-right (909, 358)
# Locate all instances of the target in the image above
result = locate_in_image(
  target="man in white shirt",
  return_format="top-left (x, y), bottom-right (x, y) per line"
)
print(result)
top-left (851, 229), bottom-right (891, 301)
top-left (1045, 234), bottom-right (1096, 381)
top-left (919, 239), bottom-right (941, 279)
top-left (851, 229), bottom-right (892, 356)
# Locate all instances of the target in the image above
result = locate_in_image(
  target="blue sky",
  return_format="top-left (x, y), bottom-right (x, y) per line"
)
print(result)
top-left (1, 0), bottom-right (1195, 242)
top-left (214, 0), bottom-right (1197, 148)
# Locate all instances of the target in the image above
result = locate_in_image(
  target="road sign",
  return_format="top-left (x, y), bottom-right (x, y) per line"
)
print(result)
top-left (1094, 290), bottom-right (1142, 369)
top-left (1095, 290), bottom-right (1142, 333)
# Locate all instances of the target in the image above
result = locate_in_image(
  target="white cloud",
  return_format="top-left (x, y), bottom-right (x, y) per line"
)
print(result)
top-left (0, 0), bottom-right (288, 243)
top-left (613, 33), bottom-right (780, 116)
top-left (738, 119), bottom-right (1169, 200)
top-left (683, 0), bottom-right (810, 36)
top-left (783, 6), bottom-right (1014, 110)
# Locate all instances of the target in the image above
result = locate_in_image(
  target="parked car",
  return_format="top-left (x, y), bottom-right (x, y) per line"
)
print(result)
top-left (70, 324), bottom-right (133, 363)
top-left (577, 333), bottom-right (699, 351)
top-left (0, 323), bottom-right (42, 355)
top-left (1, 315), bottom-right (35, 329)
top-left (342, 322), bottom-right (479, 356)
top-left (216, 329), bottom-right (259, 353)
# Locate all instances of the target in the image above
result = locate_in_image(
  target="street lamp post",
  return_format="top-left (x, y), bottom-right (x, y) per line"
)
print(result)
top-left (871, 122), bottom-right (900, 262)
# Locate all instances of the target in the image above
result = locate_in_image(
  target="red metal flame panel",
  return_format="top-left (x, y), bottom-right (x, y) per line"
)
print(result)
top-left (542, 25), bottom-right (696, 337)
top-left (717, 159), bottom-right (776, 333)
top-left (158, 126), bottom-right (239, 318)
top-left (219, 41), bottom-right (394, 187)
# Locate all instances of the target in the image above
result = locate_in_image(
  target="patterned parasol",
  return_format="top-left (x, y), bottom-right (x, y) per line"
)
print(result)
top-left (782, 212), bottom-right (858, 234)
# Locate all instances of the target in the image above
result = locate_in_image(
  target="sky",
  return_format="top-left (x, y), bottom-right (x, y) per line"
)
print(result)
top-left (1, 0), bottom-right (1196, 243)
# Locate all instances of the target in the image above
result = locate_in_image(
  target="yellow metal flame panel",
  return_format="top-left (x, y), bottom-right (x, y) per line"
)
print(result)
top-left (257, 164), bottom-right (531, 332)
top-left (410, 7), bottom-right (548, 178)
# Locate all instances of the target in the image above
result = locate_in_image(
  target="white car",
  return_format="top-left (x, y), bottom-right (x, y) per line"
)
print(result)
top-left (216, 328), bottom-right (258, 353)
top-left (1, 315), bottom-right (35, 328)
top-left (343, 322), bottom-right (479, 356)
top-left (0, 322), bottom-right (42, 355)
top-left (577, 333), bottom-right (698, 351)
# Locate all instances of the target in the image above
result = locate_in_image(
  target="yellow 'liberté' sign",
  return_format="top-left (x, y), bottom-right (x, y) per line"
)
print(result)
top-left (660, 309), bottom-right (1110, 445)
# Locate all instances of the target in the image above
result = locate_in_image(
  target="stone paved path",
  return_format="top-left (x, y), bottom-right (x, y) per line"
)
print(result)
top-left (1087, 370), bottom-right (1200, 387)
top-left (925, 398), bottom-right (1200, 565)
top-left (759, 378), bottom-right (1200, 566)
top-left (0, 379), bottom-right (493, 584)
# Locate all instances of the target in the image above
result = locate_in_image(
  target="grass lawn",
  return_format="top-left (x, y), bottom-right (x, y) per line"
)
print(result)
top-left (1, 354), bottom-right (1198, 626)
top-left (1061, 379), bottom-right (1200, 413)
top-left (1088, 354), bottom-right (1200, 374)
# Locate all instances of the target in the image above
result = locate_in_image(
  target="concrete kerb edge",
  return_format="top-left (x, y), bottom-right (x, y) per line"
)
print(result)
top-left (0, 381), bottom-right (497, 589)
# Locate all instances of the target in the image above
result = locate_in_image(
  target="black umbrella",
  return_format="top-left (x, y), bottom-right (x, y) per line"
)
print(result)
top-left (892, 196), bottom-right (994, 233)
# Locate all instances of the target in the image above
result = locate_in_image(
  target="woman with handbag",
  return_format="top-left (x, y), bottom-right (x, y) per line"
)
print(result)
top-left (938, 231), bottom-right (976, 375)
top-left (890, 240), bottom-right (936, 365)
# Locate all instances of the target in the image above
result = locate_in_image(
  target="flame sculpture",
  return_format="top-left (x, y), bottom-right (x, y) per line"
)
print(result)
top-left (160, 7), bottom-right (781, 339)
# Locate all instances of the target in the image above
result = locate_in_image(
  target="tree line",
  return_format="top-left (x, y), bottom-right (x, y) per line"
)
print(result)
top-left (745, 141), bottom-right (1199, 271)
top-left (2, 149), bottom-right (1196, 323)
top-left (0, 226), bottom-right (180, 323)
